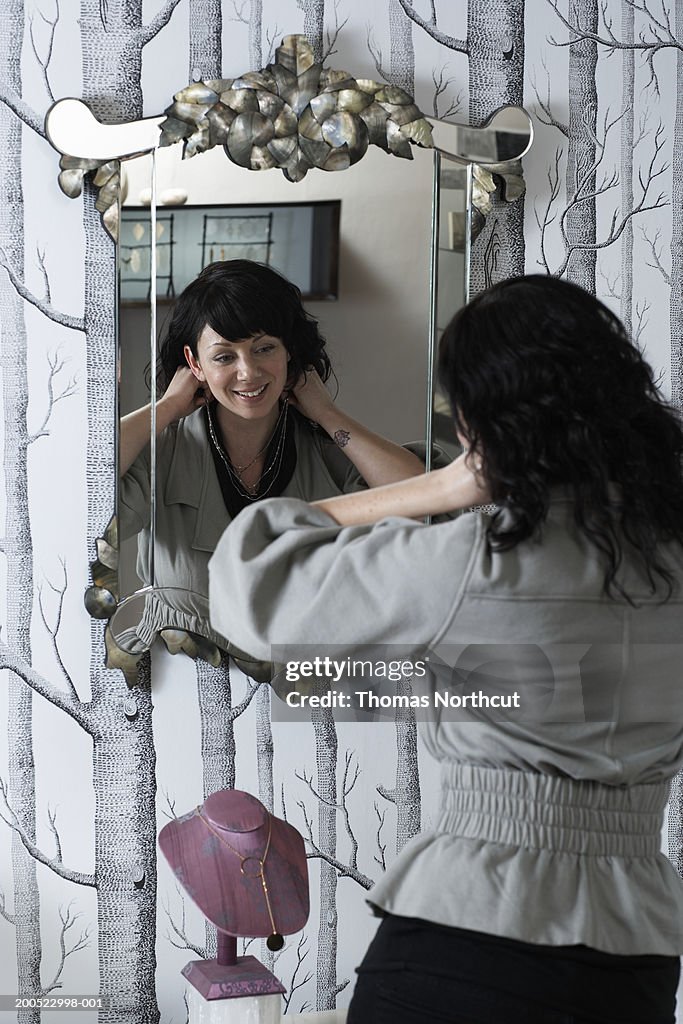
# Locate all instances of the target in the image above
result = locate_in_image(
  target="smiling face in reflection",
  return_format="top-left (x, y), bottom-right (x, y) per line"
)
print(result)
top-left (184, 325), bottom-right (290, 424)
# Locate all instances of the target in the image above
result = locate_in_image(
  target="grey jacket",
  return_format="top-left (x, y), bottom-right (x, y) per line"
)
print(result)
top-left (208, 493), bottom-right (683, 954)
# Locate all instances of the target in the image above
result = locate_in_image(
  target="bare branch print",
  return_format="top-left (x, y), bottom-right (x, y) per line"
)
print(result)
top-left (0, 642), bottom-right (89, 728)
top-left (633, 297), bottom-right (651, 342)
top-left (46, 807), bottom-right (63, 864)
top-left (530, 59), bottom-right (569, 136)
top-left (366, 24), bottom-right (390, 82)
top-left (535, 110), bottom-right (668, 279)
top-left (0, 248), bottom-right (85, 331)
top-left (138, 0), bottom-right (184, 46)
top-left (396, 0), bottom-right (467, 52)
top-left (163, 889), bottom-right (207, 959)
top-left (281, 934), bottom-right (314, 1014)
top-left (0, 84), bottom-right (45, 136)
top-left (545, 0), bottom-right (683, 94)
top-left (535, 147), bottom-right (563, 274)
top-left (373, 803), bottom-right (387, 870)
top-left (28, 353), bottom-right (78, 445)
top-left (296, 798), bottom-right (373, 890)
top-left (431, 66), bottom-right (463, 120)
top-left (641, 225), bottom-right (671, 284)
top-left (0, 779), bottom-right (96, 887)
top-left (42, 902), bottom-right (92, 995)
top-left (29, 0), bottom-right (59, 102)
top-left (37, 560), bottom-right (80, 700)
top-left (228, 0), bottom-right (249, 25)
top-left (322, 0), bottom-right (349, 62)
top-left (0, 888), bottom-right (16, 925)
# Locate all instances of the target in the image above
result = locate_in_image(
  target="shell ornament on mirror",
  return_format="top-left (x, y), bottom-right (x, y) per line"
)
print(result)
top-left (53, 34), bottom-right (434, 242)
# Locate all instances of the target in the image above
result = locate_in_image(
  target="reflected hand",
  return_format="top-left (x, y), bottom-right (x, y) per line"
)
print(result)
top-left (160, 366), bottom-right (210, 422)
top-left (286, 368), bottom-right (335, 423)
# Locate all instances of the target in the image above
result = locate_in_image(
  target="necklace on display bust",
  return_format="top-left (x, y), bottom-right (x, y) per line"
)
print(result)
top-left (206, 399), bottom-right (289, 500)
top-left (195, 807), bottom-right (285, 952)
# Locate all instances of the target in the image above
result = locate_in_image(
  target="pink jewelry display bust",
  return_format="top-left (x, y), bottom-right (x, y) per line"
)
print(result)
top-left (159, 789), bottom-right (309, 1002)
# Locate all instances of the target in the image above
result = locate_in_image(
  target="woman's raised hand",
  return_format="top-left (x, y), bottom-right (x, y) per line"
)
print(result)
top-left (286, 367), bottom-right (335, 423)
top-left (160, 366), bottom-right (210, 423)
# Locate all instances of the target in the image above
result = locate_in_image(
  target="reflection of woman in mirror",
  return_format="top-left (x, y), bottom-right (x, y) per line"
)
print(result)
top-left (119, 260), bottom-right (424, 648)
top-left (212, 276), bottom-right (683, 1024)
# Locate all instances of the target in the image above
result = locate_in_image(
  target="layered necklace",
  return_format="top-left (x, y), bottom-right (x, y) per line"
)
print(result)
top-left (206, 399), bottom-right (289, 501)
top-left (195, 808), bottom-right (284, 951)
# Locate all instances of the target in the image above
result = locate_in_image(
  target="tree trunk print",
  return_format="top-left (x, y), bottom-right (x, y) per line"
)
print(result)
top-left (564, 0), bottom-right (598, 291)
top-left (669, 771), bottom-right (683, 878)
top-left (91, 655), bottom-right (159, 1024)
top-left (194, 656), bottom-right (259, 963)
top-left (670, 23), bottom-right (683, 412)
top-left (256, 684), bottom-right (274, 813)
top-left (82, 174), bottom-right (161, 1021)
top-left (311, 707), bottom-right (340, 1010)
top-left (189, 0), bottom-right (222, 83)
top-left (298, 0), bottom-right (324, 63)
top-left (467, 0), bottom-right (526, 290)
top-left (620, 1), bottom-right (635, 335)
top-left (254, 684), bottom-right (275, 973)
top-left (398, 0), bottom-right (526, 288)
top-left (668, 23), bottom-right (683, 867)
top-left (78, 3), bottom-right (180, 1018)
top-left (196, 658), bottom-right (237, 796)
top-left (0, 4), bottom-right (41, 1021)
top-left (389, 0), bottom-right (414, 95)
top-left (377, 678), bottom-right (421, 854)
top-left (249, 0), bottom-right (263, 69)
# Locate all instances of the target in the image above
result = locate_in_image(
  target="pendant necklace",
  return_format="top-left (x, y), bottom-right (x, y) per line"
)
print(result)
top-left (195, 808), bottom-right (285, 952)
top-left (207, 400), bottom-right (289, 500)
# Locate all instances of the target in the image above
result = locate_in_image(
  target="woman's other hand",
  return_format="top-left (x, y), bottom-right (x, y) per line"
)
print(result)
top-left (120, 367), bottom-right (210, 477)
top-left (287, 368), bottom-right (335, 423)
top-left (159, 366), bottom-right (211, 423)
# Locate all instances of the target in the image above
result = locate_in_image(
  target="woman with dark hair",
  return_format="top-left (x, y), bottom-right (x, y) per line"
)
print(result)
top-left (119, 259), bottom-right (424, 650)
top-left (210, 274), bottom-right (683, 1022)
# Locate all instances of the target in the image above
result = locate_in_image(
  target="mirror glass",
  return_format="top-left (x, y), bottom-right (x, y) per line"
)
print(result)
top-left (430, 155), bottom-right (471, 460)
top-left (114, 139), bottom-right (440, 651)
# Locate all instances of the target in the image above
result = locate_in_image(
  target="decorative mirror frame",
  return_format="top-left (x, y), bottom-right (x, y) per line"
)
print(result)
top-left (45, 34), bottom-right (533, 679)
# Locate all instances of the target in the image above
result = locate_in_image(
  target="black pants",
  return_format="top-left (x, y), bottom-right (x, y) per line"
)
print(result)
top-left (346, 914), bottom-right (680, 1024)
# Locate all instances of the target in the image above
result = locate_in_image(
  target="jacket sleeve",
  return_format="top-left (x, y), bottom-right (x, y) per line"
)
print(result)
top-left (119, 445), bottom-right (151, 540)
top-left (208, 497), bottom-right (482, 662)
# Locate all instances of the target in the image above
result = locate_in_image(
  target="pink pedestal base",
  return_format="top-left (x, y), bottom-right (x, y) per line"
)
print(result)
top-left (182, 956), bottom-right (286, 1001)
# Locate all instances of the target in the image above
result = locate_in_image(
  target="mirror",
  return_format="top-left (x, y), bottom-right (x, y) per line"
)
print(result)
top-left (44, 36), bottom-right (533, 661)
top-left (115, 139), bottom-right (437, 653)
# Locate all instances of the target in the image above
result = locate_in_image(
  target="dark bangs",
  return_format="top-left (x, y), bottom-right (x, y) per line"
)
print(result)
top-left (195, 263), bottom-right (299, 344)
top-left (158, 260), bottom-right (332, 389)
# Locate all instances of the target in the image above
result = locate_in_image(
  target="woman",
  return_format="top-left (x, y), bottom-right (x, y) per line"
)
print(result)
top-left (209, 275), bottom-right (683, 1023)
top-left (120, 259), bottom-right (424, 651)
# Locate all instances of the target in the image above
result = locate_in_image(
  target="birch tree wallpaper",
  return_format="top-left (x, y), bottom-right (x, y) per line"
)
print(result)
top-left (0, 1), bottom-right (681, 1022)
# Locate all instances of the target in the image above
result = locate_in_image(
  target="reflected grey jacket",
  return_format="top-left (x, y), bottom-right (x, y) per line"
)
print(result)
top-left (208, 493), bottom-right (683, 954)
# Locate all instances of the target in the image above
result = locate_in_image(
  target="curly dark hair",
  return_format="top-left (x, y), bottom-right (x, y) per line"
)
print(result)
top-left (158, 259), bottom-right (332, 390)
top-left (437, 274), bottom-right (683, 601)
